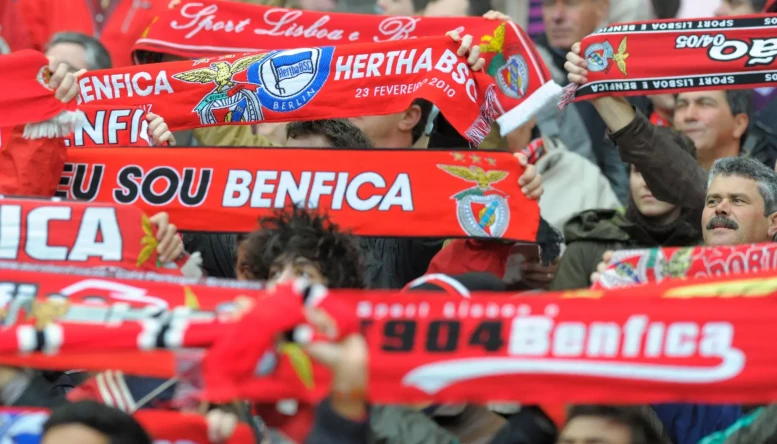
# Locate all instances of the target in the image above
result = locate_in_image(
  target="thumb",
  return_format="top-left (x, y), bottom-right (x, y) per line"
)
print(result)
top-left (74, 69), bottom-right (87, 78)
top-left (514, 152), bottom-right (528, 167)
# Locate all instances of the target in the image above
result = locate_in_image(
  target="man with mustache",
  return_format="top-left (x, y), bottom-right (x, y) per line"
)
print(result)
top-left (703, 156), bottom-right (777, 246)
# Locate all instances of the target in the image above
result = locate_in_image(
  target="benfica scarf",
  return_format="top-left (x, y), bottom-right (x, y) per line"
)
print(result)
top-left (77, 22), bottom-right (558, 142)
top-left (132, 0), bottom-right (559, 136)
top-left (66, 105), bottom-right (154, 147)
top-left (593, 243), bottom-right (777, 289)
top-left (59, 147), bottom-right (540, 241)
top-left (8, 262), bottom-right (777, 405)
top-left (0, 408), bottom-right (254, 444)
top-left (0, 197), bottom-right (195, 274)
top-left (560, 14), bottom-right (777, 106)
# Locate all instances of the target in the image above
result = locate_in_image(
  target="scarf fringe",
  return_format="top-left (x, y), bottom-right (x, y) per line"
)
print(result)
top-left (557, 83), bottom-right (578, 111)
top-left (22, 110), bottom-right (84, 139)
top-left (497, 80), bottom-right (562, 136)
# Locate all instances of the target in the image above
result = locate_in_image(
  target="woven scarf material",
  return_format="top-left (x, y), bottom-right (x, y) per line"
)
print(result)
top-left (81, 19), bottom-right (559, 140)
top-left (0, 408), bottom-right (255, 444)
top-left (132, 0), bottom-right (560, 136)
top-left (0, 51), bottom-right (78, 138)
top-left (593, 243), bottom-right (777, 289)
top-left (0, 197), bottom-right (189, 274)
top-left (4, 262), bottom-right (777, 405)
top-left (58, 148), bottom-right (541, 241)
top-left (66, 105), bottom-right (154, 147)
top-left (560, 14), bottom-right (777, 106)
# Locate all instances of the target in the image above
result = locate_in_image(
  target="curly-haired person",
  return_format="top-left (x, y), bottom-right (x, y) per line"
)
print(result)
top-left (235, 205), bottom-right (366, 289)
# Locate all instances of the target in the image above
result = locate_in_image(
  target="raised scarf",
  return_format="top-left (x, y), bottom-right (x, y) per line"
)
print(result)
top-left (593, 242), bottom-right (777, 289)
top-left (0, 408), bottom-right (255, 444)
top-left (766, 0), bottom-right (777, 13)
top-left (79, 22), bottom-right (554, 142)
top-left (58, 148), bottom-right (541, 241)
top-left (131, 0), bottom-right (558, 136)
top-left (5, 261), bottom-right (777, 405)
top-left (559, 14), bottom-right (777, 106)
top-left (0, 197), bottom-right (196, 275)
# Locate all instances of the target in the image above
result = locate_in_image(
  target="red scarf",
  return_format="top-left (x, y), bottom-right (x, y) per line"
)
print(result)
top-left (0, 408), bottom-right (254, 444)
top-left (59, 147), bottom-right (540, 241)
top-left (592, 243), bottom-right (777, 289)
top-left (766, 0), bottom-right (777, 12)
top-left (0, 51), bottom-right (78, 138)
top-left (6, 262), bottom-right (777, 405)
top-left (78, 21), bottom-right (557, 142)
top-left (66, 105), bottom-right (154, 147)
top-left (560, 14), bottom-right (777, 106)
top-left (132, 0), bottom-right (559, 134)
top-left (0, 197), bottom-right (193, 274)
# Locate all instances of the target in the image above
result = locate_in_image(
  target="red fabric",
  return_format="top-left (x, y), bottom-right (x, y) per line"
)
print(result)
top-left (0, 196), bottom-right (189, 273)
top-left (66, 105), bottom-right (154, 147)
top-left (80, 24), bottom-right (538, 144)
top-left (18, 0), bottom-right (168, 67)
top-left (60, 148), bottom-right (540, 241)
top-left (0, 50), bottom-right (74, 128)
top-left (203, 284), bottom-right (306, 402)
top-left (0, 125), bottom-right (65, 197)
top-left (766, 0), bottom-right (777, 12)
top-left (0, 0), bottom-right (34, 53)
top-left (560, 15), bottom-right (777, 105)
top-left (252, 403), bottom-right (315, 443)
top-left (427, 239), bottom-right (512, 276)
top-left (592, 243), bottom-right (777, 289)
top-left (649, 110), bottom-right (670, 127)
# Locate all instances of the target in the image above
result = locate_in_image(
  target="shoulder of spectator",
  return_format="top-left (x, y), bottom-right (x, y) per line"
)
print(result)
top-left (306, 397), bottom-right (370, 444)
top-left (193, 125), bottom-right (279, 147)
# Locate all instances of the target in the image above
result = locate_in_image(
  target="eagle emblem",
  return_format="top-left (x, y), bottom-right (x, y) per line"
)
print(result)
top-left (479, 22), bottom-right (506, 54)
top-left (585, 37), bottom-right (628, 76)
top-left (438, 163), bottom-right (511, 238)
top-left (613, 36), bottom-right (629, 76)
top-left (173, 53), bottom-right (269, 93)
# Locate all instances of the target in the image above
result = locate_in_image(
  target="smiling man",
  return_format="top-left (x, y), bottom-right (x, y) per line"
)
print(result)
top-left (674, 90), bottom-right (751, 171)
top-left (703, 156), bottom-right (777, 246)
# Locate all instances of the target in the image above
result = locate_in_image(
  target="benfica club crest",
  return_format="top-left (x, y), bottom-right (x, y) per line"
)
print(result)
top-left (173, 53), bottom-right (269, 125)
top-left (438, 164), bottom-right (511, 238)
top-left (584, 37), bottom-right (629, 76)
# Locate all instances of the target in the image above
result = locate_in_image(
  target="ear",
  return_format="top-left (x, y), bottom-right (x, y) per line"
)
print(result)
top-left (732, 112), bottom-right (749, 140)
top-left (768, 212), bottom-right (777, 241)
top-left (397, 104), bottom-right (422, 134)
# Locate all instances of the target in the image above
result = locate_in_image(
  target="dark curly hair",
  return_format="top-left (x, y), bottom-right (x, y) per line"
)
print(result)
top-left (286, 119), bottom-right (374, 149)
top-left (238, 206), bottom-right (366, 289)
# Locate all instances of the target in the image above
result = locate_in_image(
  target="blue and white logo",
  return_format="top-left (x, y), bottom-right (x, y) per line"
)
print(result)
top-left (0, 411), bottom-right (47, 444)
top-left (248, 47), bottom-right (334, 113)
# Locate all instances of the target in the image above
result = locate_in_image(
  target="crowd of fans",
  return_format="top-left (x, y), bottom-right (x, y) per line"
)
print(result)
top-left (1, 0), bottom-right (777, 443)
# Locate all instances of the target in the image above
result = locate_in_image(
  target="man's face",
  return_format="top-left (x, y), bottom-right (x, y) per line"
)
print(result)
top-left (43, 424), bottom-right (108, 444)
top-left (703, 175), bottom-right (777, 245)
top-left (715, 0), bottom-right (757, 16)
top-left (543, 0), bottom-right (609, 51)
top-left (674, 91), bottom-right (747, 161)
top-left (349, 113), bottom-right (403, 147)
top-left (557, 416), bottom-right (632, 444)
top-left (423, 0), bottom-right (469, 17)
top-left (46, 42), bottom-right (88, 72)
top-left (629, 166), bottom-right (679, 219)
top-left (376, 0), bottom-right (415, 15)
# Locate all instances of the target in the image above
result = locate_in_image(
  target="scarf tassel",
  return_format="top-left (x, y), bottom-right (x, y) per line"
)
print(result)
top-left (22, 110), bottom-right (84, 140)
top-left (556, 83), bottom-right (578, 111)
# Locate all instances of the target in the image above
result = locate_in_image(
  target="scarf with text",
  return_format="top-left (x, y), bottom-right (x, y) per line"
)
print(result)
top-left (0, 197), bottom-right (194, 275)
top-left (132, 0), bottom-right (559, 136)
top-left (0, 408), bottom-right (254, 444)
top-left (65, 105), bottom-right (155, 147)
top-left (77, 21), bottom-right (557, 141)
top-left (59, 148), bottom-right (540, 241)
top-left (592, 243), bottom-right (777, 289)
top-left (559, 14), bottom-right (777, 106)
top-left (6, 262), bottom-right (777, 405)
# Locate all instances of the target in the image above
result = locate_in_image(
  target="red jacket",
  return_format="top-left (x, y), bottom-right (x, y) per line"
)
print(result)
top-left (0, 0), bottom-right (34, 53)
top-left (19, 0), bottom-right (168, 67)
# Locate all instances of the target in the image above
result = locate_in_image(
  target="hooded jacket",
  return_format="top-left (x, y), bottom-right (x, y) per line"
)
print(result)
top-left (551, 208), bottom-right (701, 291)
